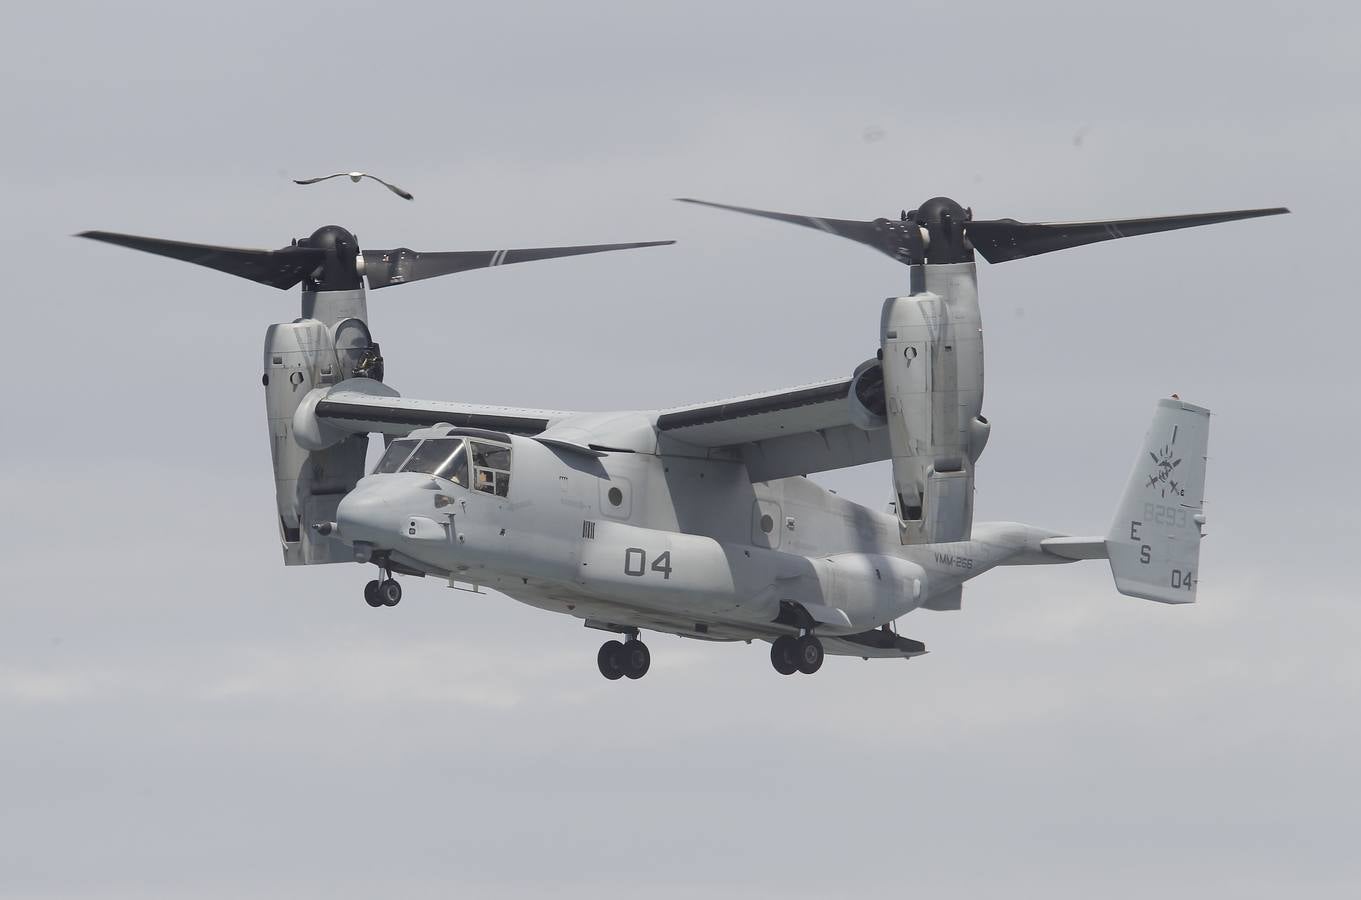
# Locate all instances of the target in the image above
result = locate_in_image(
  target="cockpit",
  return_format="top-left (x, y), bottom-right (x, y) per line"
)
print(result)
top-left (371, 430), bottom-right (513, 497)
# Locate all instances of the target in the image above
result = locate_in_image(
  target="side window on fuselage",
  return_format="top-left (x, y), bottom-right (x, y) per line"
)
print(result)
top-left (469, 440), bottom-right (512, 497)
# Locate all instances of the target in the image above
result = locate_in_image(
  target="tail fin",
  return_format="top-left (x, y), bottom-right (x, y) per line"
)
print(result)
top-left (1105, 397), bottom-right (1211, 603)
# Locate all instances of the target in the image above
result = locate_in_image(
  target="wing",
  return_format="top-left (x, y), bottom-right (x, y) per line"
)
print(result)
top-left (656, 378), bottom-right (890, 480)
top-left (314, 383), bottom-right (569, 437)
top-left (308, 376), bottom-right (888, 478)
top-left (361, 174), bottom-right (414, 200)
top-left (292, 174), bottom-right (348, 185)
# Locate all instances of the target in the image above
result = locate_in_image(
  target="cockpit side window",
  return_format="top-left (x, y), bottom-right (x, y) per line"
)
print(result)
top-left (373, 438), bottom-right (420, 474)
top-left (444, 443), bottom-right (469, 486)
top-left (470, 440), bottom-right (512, 497)
top-left (402, 438), bottom-right (468, 485)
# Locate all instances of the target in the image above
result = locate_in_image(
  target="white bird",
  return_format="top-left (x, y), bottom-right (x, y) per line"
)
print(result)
top-left (292, 171), bottom-right (414, 201)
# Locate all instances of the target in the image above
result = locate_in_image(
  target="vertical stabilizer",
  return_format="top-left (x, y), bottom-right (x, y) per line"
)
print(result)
top-left (1105, 398), bottom-right (1210, 603)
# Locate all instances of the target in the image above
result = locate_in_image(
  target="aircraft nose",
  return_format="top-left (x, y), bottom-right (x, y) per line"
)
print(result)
top-left (336, 484), bottom-right (403, 546)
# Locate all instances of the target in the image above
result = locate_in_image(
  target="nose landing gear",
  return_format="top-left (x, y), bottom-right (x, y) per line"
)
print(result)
top-left (363, 575), bottom-right (402, 607)
top-left (771, 633), bottom-right (824, 675)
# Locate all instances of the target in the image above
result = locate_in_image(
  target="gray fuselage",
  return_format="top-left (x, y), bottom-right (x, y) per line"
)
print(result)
top-left (335, 428), bottom-right (982, 645)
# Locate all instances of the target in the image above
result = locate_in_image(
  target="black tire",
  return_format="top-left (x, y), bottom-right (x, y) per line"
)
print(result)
top-left (622, 640), bottom-right (651, 679)
top-left (380, 579), bottom-right (402, 607)
top-left (364, 579), bottom-right (383, 608)
top-left (770, 635), bottom-right (798, 675)
top-left (598, 640), bottom-right (625, 680)
top-left (795, 635), bottom-right (824, 674)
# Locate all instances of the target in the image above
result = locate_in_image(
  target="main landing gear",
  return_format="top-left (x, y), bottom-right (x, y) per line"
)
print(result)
top-left (771, 633), bottom-right (824, 675)
top-left (364, 576), bottom-right (402, 608)
top-left (597, 636), bottom-right (651, 680)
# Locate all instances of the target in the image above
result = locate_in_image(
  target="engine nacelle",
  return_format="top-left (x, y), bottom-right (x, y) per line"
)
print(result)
top-left (846, 358), bottom-right (888, 430)
top-left (263, 290), bottom-right (382, 565)
top-left (879, 263), bottom-right (985, 543)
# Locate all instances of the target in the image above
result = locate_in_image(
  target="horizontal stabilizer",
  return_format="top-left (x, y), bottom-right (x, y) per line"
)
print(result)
top-left (1041, 536), bottom-right (1108, 561)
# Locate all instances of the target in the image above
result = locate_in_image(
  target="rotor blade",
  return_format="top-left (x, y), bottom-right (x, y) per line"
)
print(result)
top-left (363, 240), bottom-right (675, 289)
top-left (78, 231), bottom-right (326, 290)
top-left (676, 198), bottom-right (923, 264)
top-left (966, 207), bottom-right (1290, 263)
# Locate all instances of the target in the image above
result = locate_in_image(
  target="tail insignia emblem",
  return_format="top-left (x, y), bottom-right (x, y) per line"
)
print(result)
top-left (1145, 425), bottom-right (1184, 498)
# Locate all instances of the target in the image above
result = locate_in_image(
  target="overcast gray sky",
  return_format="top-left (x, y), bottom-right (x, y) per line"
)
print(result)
top-left (3, 1), bottom-right (1359, 897)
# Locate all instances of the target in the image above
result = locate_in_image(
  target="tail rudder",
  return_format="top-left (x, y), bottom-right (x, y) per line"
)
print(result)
top-left (1105, 397), bottom-right (1210, 603)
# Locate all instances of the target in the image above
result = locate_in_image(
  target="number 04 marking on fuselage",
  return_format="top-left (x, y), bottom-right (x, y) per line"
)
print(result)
top-left (624, 548), bottom-right (673, 580)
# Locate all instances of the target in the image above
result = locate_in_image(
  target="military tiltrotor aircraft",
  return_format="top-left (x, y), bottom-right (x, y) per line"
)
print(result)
top-left (81, 195), bottom-right (1286, 680)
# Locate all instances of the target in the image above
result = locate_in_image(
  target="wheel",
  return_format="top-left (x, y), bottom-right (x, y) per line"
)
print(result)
top-left (770, 635), bottom-right (798, 675)
top-left (795, 634), bottom-right (824, 674)
top-left (621, 640), bottom-right (651, 679)
top-left (380, 578), bottom-right (402, 607)
top-left (364, 579), bottom-right (383, 608)
top-left (597, 640), bottom-right (625, 680)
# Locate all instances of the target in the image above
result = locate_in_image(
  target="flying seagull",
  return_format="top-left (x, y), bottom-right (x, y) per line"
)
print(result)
top-left (292, 172), bottom-right (414, 201)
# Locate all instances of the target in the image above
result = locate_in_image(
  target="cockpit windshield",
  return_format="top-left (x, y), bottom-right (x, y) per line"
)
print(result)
top-left (372, 439), bottom-right (420, 474)
top-left (401, 438), bottom-right (469, 485)
top-left (370, 433), bottom-right (511, 495)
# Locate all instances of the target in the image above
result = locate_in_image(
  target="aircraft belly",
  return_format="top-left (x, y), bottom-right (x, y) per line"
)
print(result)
top-left (821, 552), bottom-right (926, 628)
top-left (477, 577), bottom-right (766, 641)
